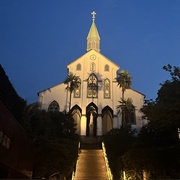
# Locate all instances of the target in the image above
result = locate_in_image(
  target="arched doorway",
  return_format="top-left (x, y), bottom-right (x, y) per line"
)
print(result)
top-left (71, 105), bottom-right (82, 135)
top-left (102, 106), bottom-right (113, 134)
top-left (86, 102), bottom-right (98, 136)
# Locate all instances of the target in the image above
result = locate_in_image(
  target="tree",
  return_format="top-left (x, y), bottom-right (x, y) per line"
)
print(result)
top-left (115, 70), bottom-right (132, 100)
top-left (64, 72), bottom-right (80, 111)
top-left (23, 106), bottom-right (79, 179)
top-left (141, 64), bottom-right (180, 137)
top-left (103, 127), bottom-right (136, 179)
top-left (117, 98), bottom-right (135, 127)
top-left (23, 105), bottom-right (77, 138)
top-left (121, 123), bottom-right (180, 179)
top-left (133, 64), bottom-right (180, 178)
top-left (0, 64), bottom-right (26, 125)
top-left (116, 70), bottom-right (132, 128)
top-left (33, 137), bottom-right (79, 179)
top-left (104, 65), bottom-right (180, 179)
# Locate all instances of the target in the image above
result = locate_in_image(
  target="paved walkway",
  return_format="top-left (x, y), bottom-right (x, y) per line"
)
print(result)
top-left (75, 149), bottom-right (108, 180)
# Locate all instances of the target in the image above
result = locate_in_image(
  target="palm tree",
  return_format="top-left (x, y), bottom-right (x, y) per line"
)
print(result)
top-left (116, 70), bottom-right (132, 128)
top-left (115, 70), bottom-right (132, 100)
top-left (64, 72), bottom-right (80, 111)
top-left (117, 98), bottom-right (134, 127)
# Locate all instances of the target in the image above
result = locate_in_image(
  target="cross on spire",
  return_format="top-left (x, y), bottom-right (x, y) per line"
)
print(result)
top-left (91, 11), bottom-right (96, 22)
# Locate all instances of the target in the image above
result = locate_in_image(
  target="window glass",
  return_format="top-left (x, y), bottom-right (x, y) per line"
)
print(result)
top-left (87, 74), bottom-right (98, 98)
top-left (105, 64), bottom-right (109, 71)
top-left (90, 63), bottom-right (96, 71)
top-left (76, 64), bottom-right (81, 71)
top-left (48, 101), bottom-right (59, 112)
top-left (74, 78), bottom-right (81, 98)
top-left (129, 107), bottom-right (136, 124)
top-left (104, 79), bottom-right (110, 98)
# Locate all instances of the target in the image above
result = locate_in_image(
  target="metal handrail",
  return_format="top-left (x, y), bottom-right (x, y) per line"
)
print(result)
top-left (102, 142), bottom-right (113, 180)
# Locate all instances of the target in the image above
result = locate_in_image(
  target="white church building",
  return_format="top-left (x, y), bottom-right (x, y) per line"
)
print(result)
top-left (37, 12), bottom-right (147, 137)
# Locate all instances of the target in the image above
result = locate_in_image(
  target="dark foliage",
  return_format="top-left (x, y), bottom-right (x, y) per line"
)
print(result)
top-left (0, 64), bottom-right (26, 124)
top-left (103, 127), bottom-right (136, 179)
top-left (23, 105), bottom-right (79, 178)
top-left (141, 64), bottom-right (180, 140)
top-left (33, 137), bottom-right (79, 179)
top-left (124, 64), bottom-right (180, 179)
top-left (104, 65), bottom-right (180, 179)
top-left (23, 104), bottom-right (77, 138)
top-left (0, 64), bottom-right (79, 179)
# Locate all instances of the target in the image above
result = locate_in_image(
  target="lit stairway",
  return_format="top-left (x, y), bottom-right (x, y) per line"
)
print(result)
top-left (74, 149), bottom-right (108, 180)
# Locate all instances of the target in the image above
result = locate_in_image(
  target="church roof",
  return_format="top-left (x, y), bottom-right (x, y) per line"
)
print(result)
top-left (87, 21), bottom-right (100, 40)
top-left (66, 49), bottom-right (120, 69)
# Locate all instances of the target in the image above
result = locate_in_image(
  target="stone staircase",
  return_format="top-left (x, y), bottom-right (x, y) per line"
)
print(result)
top-left (79, 136), bottom-right (102, 149)
top-left (74, 149), bottom-right (108, 180)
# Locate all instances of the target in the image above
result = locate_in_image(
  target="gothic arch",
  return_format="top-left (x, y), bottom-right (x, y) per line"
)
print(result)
top-left (127, 106), bottom-right (136, 125)
top-left (102, 106), bottom-right (113, 134)
top-left (104, 64), bottom-right (109, 71)
top-left (104, 78), bottom-right (110, 98)
top-left (76, 63), bottom-right (81, 71)
top-left (74, 78), bottom-right (81, 98)
top-left (87, 73), bottom-right (98, 98)
top-left (71, 105), bottom-right (82, 135)
top-left (86, 102), bottom-right (98, 136)
top-left (48, 100), bottom-right (59, 112)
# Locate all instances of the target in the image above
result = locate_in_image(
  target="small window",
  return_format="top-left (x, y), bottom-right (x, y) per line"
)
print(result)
top-left (104, 79), bottom-right (110, 98)
top-left (127, 106), bottom-right (136, 125)
top-left (105, 64), bottom-right (109, 71)
top-left (48, 101), bottom-right (59, 112)
top-left (90, 63), bottom-right (96, 71)
top-left (76, 64), bottom-right (81, 71)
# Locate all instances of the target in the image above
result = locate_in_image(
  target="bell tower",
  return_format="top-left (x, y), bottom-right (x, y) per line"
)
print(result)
top-left (86, 11), bottom-right (101, 52)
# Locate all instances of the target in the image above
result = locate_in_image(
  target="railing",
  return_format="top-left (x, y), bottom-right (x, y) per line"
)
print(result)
top-left (102, 142), bottom-right (113, 180)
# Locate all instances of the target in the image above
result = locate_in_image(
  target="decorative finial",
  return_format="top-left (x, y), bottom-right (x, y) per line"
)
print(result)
top-left (91, 11), bottom-right (96, 22)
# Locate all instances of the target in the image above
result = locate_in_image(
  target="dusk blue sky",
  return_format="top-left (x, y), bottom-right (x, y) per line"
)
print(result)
top-left (1, 0), bottom-right (180, 104)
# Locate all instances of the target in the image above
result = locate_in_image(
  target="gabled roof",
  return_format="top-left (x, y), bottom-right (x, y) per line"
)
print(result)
top-left (67, 49), bottom-right (120, 69)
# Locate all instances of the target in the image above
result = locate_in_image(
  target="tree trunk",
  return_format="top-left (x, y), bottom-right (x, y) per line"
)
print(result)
top-left (69, 91), bottom-right (72, 112)
top-left (121, 89), bottom-right (125, 128)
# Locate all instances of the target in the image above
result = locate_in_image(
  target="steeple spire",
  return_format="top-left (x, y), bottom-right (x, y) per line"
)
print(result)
top-left (86, 11), bottom-right (100, 52)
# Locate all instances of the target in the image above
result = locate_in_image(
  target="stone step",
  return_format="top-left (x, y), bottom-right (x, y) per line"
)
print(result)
top-left (80, 142), bottom-right (102, 149)
top-left (75, 150), bottom-right (108, 180)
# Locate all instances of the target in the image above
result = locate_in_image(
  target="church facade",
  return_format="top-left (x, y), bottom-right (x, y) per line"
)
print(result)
top-left (38, 12), bottom-right (147, 137)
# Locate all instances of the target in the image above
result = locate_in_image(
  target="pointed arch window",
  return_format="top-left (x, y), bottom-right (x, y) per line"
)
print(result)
top-left (105, 64), bottom-right (109, 71)
top-left (74, 78), bottom-right (81, 98)
top-left (102, 111), bottom-right (113, 134)
top-left (127, 106), bottom-right (136, 125)
top-left (87, 74), bottom-right (98, 98)
top-left (76, 63), bottom-right (81, 71)
top-left (104, 79), bottom-right (110, 98)
top-left (48, 101), bottom-right (59, 112)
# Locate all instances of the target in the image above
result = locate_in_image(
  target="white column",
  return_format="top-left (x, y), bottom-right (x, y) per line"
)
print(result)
top-left (97, 116), bottom-right (102, 136)
top-left (81, 116), bottom-right (87, 136)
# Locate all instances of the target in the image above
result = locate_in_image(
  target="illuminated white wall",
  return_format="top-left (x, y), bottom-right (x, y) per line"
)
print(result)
top-left (38, 49), bottom-right (147, 135)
